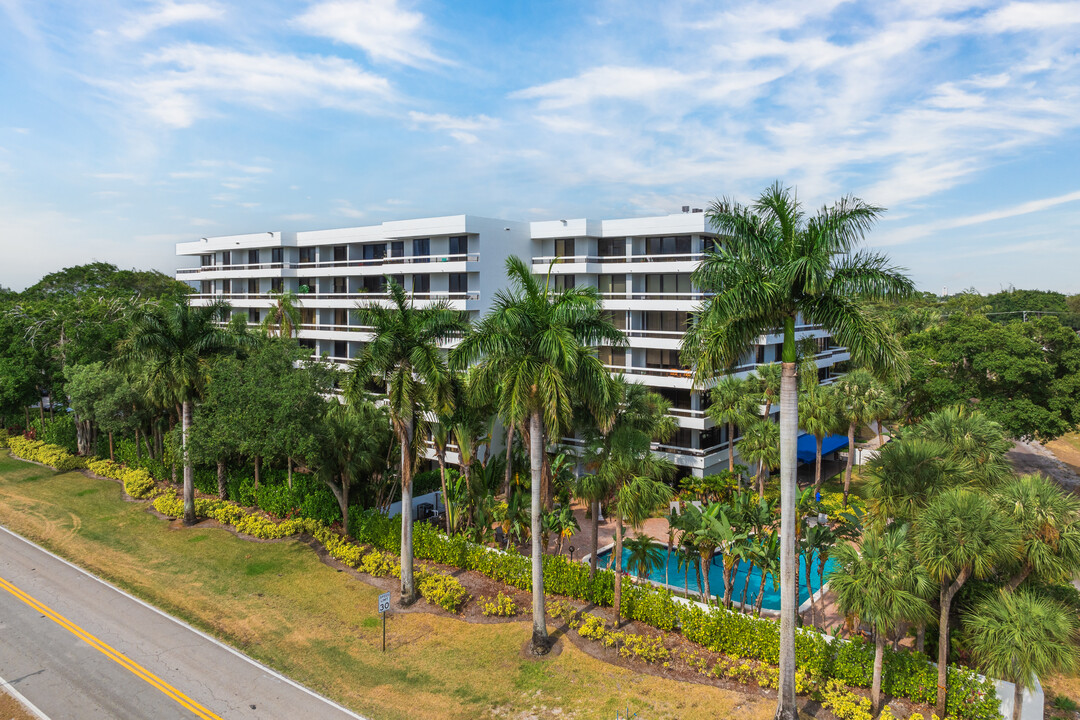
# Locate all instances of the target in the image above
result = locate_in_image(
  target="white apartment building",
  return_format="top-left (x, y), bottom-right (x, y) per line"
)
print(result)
top-left (176, 212), bottom-right (849, 478)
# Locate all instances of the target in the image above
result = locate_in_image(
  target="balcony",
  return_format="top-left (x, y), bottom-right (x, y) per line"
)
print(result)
top-left (178, 262), bottom-right (292, 275)
top-left (189, 291), bottom-right (479, 303)
top-left (532, 253), bottom-right (708, 267)
top-left (178, 253), bottom-right (479, 276)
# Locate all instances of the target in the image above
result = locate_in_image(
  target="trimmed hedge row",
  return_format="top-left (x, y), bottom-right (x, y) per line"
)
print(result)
top-left (86, 458), bottom-right (158, 499)
top-left (7, 437), bottom-right (86, 472)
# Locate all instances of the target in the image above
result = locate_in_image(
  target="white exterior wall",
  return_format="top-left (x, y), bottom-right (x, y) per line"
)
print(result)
top-left (176, 211), bottom-right (849, 475)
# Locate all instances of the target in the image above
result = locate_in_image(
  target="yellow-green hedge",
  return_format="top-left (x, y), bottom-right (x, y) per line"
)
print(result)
top-left (7, 437), bottom-right (86, 472)
top-left (86, 458), bottom-right (159, 499)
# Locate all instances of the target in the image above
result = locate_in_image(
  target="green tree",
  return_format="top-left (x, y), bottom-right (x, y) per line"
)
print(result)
top-left (834, 368), bottom-right (885, 506)
top-left (916, 488), bottom-right (1021, 717)
top-left (261, 289), bottom-right (302, 339)
top-left (453, 256), bottom-right (621, 652)
top-left (683, 183), bottom-right (914, 720)
top-left (623, 533), bottom-right (664, 580)
top-left (737, 418), bottom-right (779, 495)
top-left (992, 473), bottom-right (1080, 591)
top-left (830, 523), bottom-right (933, 713)
top-left (706, 374), bottom-right (759, 479)
top-left (348, 279), bottom-right (468, 605)
top-left (798, 383), bottom-right (840, 490)
top-left (864, 436), bottom-right (974, 525)
top-left (908, 405), bottom-right (1013, 485)
top-left (963, 589), bottom-right (1080, 720)
top-left (123, 298), bottom-right (241, 524)
top-left (316, 398), bottom-right (393, 529)
top-left (64, 362), bottom-right (140, 459)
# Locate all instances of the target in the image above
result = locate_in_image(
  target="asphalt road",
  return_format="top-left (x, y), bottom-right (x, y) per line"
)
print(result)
top-left (0, 525), bottom-right (368, 720)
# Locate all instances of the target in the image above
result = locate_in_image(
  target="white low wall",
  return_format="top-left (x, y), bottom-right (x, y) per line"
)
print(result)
top-left (386, 490), bottom-right (443, 520)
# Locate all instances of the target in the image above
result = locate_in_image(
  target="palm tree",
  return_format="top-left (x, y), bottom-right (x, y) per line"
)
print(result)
top-left (261, 289), bottom-right (301, 339)
top-left (707, 374), bottom-right (759, 479)
top-left (124, 298), bottom-right (241, 525)
top-left (453, 256), bottom-right (621, 653)
top-left (909, 405), bottom-right (1013, 486)
top-left (737, 418), bottom-right (779, 495)
top-left (317, 398), bottom-right (392, 530)
top-left (430, 417), bottom-right (455, 534)
top-left (963, 589), bottom-right (1080, 720)
top-left (682, 183), bottom-right (914, 720)
top-left (992, 473), bottom-right (1080, 591)
top-left (751, 531), bottom-right (781, 617)
top-left (799, 384), bottom-right (839, 490)
top-left (864, 436), bottom-right (974, 525)
top-left (915, 488), bottom-right (1021, 717)
top-left (834, 368), bottom-right (883, 507)
top-left (830, 523), bottom-right (933, 714)
top-left (623, 533), bottom-right (664, 580)
top-left (347, 279), bottom-right (469, 605)
top-left (753, 362), bottom-right (782, 419)
top-left (573, 473), bottom-right (613, 578)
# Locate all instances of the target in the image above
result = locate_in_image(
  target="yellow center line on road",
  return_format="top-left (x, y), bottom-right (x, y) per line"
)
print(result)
top-left (0, 575), bottom-right (224, 720)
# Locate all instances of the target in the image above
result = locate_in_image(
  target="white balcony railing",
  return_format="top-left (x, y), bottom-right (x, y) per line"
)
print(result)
top-left (178, 253), bottom-right (479, 274)
top-left (601, 292), bottom-right (709, 302)
top-left (189, 291), bottom-right (479, 302)
top-left (532, 253), bottom-right (708, 265)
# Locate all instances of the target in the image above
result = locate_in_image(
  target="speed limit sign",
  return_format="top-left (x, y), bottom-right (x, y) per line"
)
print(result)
top-left (378, 592), bottom-right (391, 613)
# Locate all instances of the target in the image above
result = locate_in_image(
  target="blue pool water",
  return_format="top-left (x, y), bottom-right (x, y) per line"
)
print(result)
top-left (595, 544), bottom-right (836, 612)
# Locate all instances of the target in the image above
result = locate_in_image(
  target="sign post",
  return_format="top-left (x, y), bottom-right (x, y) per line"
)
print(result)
top-left (378, 592), bottom-right (391, 651)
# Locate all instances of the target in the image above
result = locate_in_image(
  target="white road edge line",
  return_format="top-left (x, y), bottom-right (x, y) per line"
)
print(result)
top-left (0, 672), bottom-right (52, 720)
top-left (0, 524), bottom-right (370, 720)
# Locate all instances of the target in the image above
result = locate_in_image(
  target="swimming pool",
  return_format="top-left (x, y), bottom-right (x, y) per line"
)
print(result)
top-left (593, 543), bottom-right (836, 612)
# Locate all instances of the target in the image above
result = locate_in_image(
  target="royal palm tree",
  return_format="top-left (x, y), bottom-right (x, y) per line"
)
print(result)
top-left (682, 183), bottom-right (914, 720)
top-left (707, 374), bottom-right (759, 479)
top-left (453, 256), bottom-right (621, 653)
top-left (963, 589), bottom-right (1080, 720)
top-left (261, 289), bottom-right (302, 339)
top-left (124, 298), bottom-right (240, 525)
top-left (348, 279), bottom-right (469, 605)
top-left (830, 523), bottom-right (933, 714)
top-left (916, 488), bottom-right (1021, 717)
top-left (799, 384), bottom-right (839, 490)
top-left (993, 473), bottom-right (1080, 591)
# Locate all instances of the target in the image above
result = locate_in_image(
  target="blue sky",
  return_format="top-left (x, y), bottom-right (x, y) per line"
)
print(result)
top-left (1, 0), bottom-right (1079, 293)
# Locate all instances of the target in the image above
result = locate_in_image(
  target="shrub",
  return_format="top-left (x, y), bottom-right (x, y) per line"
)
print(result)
top-left (86, 458), bottom-right (159, 499)
top-left (0, 428), bottom-right (8, 448)
top-left (418, 573), bottom-right (469, 613)
top-left (359, 550), bottom-right (398, 578)
top-left (8, 436), bottom-right (86, 471)
top-left (481, 592), bottom-right (518, 617)
top-left (821, 679), bottom-right (872, 720)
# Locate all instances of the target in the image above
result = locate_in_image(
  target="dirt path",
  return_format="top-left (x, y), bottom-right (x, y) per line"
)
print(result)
top-left (1007, 439), bottom-right (1080, 493)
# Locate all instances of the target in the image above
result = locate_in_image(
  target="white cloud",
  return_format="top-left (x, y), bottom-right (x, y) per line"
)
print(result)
top-left (190, 217), bottom-right (217, 226)
top-left (981, 1), bottom-right (1080, 32)
top-left (117, 1), bottom-right (224, 40)
top-left (282, 213), bottom-right (315, 221)
top-left (295, 0), bottom-right (448, 67)
top-left (407, 111), bottom-right (498, 143)
top-left (334, 200), bottom-right (365, 218)
top-left (511, 66), bottom-right (701, 110)
top-left (120, 44), bottom-right (394, 127)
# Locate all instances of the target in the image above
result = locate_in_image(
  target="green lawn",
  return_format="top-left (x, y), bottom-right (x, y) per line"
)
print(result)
top-left (0, 451), bottom-right (771, 720)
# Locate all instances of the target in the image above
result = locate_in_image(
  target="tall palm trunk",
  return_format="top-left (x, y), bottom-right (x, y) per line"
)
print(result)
top-left (108, 431), bottom-right (115, 462)
top-left (217, 459), bottom-right (226, 499)
top-left (437, 450), bottom-right (451, 534)
top-left (722, 557), bottom-right (738, 609)
top-left (728, 421), bottom-right (736, 474)
top-left (843, 422), bottom-right (856, 507)
top-left (741, 567), bottom-right (754, 613)
top-left (254, 455), bottom-right (260, 488)
top-left (135, 428), bottom-right (141, 461)
top-left (613, 518), bottom-right (625, 623)
top-left (1012, 676), bottom-right (1023, 720)
top-left (755, 572), bottom-right (769, 616)
top-left (775, 318), bottom-right (799, 720)
top-left (589, 499), bottom-right (600, 578)
top-left (529, 410), bottom-right (549, 652)
top-left (936, 571), bottom-right (968, 717)
top-left (804, 553), bottom-right (817, 627)
top-left (504, 423), bottom-right (515, 498)
top-left (872, 632), bottom-right (886, 714)
top-left (400, 414), bottom-right (417, 605)
top-left (700, 550), bottom-right (713, 607)
top-left (181, 400), bottom-right (196, 525)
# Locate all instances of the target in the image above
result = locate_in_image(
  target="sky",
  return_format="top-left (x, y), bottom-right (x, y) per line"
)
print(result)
top-left (1, 0), bottom-right (1079, 294)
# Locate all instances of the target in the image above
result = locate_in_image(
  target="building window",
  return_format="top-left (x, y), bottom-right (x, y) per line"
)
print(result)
top-left (644, 311), bottom-right (688, 332)
top-left (644, 274), bottom-right (690, 295)
top-left (200, 280), bottom-right (211, 294)
top-left (597, 346), bottom-right (626, 367)
top-left (413, 238), bottom-right (429, 262)
top-left (645, 348), bottom-right (682, 370)
top-left (449, 235), bottom-right (468, 256)
top-left (301, 308), bottom-right (315, 325)
top-left (597, 274), bottom-right (626, 294)
top-left (221, 251), bottom-right (231, 266)
top-left (553, 275), bottom-right (575, 291)
top-left (248, 308), bottom-right (259, 324)
top-left (391, 241), bottom-right (404, 258)
top-left (333, 277), bottom-right (347, 294)
top-left (362, 276), bottom-right (385, 293)
top-left (299, 248), bottom-right (314, 264)
top-left (334, 308), bottom-right (348, 326)
top-left (597, 238), bottom-right (625, 257)
top-left (247, 279), bottom-right (257, 295)
top-left (271, 278), bottom-right (283, 293)
top-left (655, 387), bottom-right (692, 411)
top-left (554, 238), bottom-right (575, 257)
top-left (334, 246), bottom-right (347, 265)
top-left (298, 277), bottom-right (314, 293)
top-left (645, 235), bottom-right (691, 255)
top-left (221, 279), bottom-right (231, 294)
top-left (248, 249), bottom-right (258, 265)
top-left (200, 254), bottom-right (212, 267)
top-left (271, 247), bottom-right (283, 264)
top-left (362, 244), bottom-right (386, 261)
top-left (756, 345), bottom-right (766, 364)
top-left (449, 273), bottom-right (468, 294)
top-left (601, 310), bottom-right (627, 330)
top-left (413, 274), bottom-right (430, 293)
top-left (334, 341), bottom-right (347, 359)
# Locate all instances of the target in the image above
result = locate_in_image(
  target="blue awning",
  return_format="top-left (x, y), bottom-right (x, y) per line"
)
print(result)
top-left (797, 433), bottom-right (848, 464)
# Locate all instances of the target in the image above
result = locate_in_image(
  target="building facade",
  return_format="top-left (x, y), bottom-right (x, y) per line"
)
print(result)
top-left (176, 212), bottom-right (849, 478)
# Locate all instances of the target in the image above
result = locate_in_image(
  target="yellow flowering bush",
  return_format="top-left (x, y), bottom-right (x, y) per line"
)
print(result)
top-left (418, 572), bottom-right (469, 613)
top-left (87, 459), bottom-right (158, 499)
top-left (480, 592), bottom-right (518, 617)
top-left (359, 550), bottom-right (398, 577)
top-left (8, 437), bottom-right (86, 472)
top-left (821, 679), bottom-right (873, 720)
